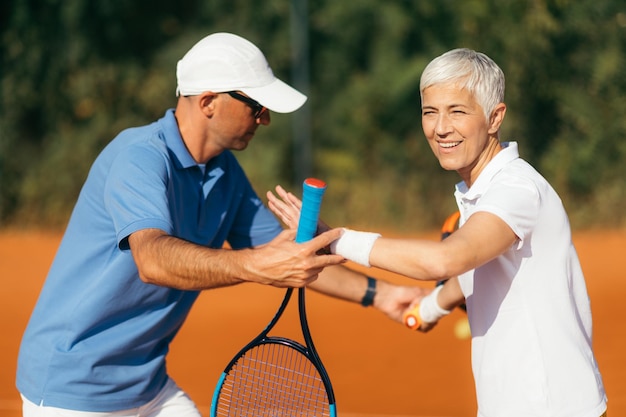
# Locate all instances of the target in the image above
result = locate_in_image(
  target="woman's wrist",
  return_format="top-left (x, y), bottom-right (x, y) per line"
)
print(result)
top-left (330, 228), bottom-right (381, 267)
top-left (419, 285), bottom-right (451, 323)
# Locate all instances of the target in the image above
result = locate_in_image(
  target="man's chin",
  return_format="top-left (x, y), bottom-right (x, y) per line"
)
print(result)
top-left (232, 139), bottom-right (252, 151)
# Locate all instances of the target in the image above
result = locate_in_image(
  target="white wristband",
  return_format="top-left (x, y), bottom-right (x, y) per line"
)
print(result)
top-left (419, 285), bottom-right (451, 323)
top-left (330, 228), bottom-right (381, 267)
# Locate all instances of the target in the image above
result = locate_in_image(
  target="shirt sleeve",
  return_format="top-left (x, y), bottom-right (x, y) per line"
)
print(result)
top-left (474, 172), bottom-right (541, 250)
top-left (104, 142), bottom-right (174, 250)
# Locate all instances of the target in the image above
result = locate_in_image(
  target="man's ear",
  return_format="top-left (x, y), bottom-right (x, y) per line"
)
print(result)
top-left (488, 102), bottom-right (507, 134)
top-left (198, 92), bottom-right (218, 117)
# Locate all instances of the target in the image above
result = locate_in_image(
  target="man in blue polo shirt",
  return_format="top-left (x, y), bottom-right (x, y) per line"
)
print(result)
top-left (16, 33), bottom-right (425, 416)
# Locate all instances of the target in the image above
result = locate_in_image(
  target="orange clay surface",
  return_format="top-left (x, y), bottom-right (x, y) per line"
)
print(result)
top-left (1, 229), bottom-right (624, 417)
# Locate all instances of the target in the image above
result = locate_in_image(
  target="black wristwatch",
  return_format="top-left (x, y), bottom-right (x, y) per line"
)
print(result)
top-left (361, 276), bottom-right (377, 307)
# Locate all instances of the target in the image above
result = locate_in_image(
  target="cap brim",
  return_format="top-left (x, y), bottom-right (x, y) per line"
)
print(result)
top-left (240, 78), bottom-right (307, 114)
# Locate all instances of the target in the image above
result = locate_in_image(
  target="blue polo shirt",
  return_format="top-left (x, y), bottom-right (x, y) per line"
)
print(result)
top-left (16, 109), bottom-right (282, 411)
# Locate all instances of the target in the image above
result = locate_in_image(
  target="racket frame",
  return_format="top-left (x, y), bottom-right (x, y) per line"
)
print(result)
top-left (210, 178), bottom-right (336, 416)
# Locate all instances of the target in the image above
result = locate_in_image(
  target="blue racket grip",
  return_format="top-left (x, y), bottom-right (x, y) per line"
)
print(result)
top-left (295, 178), bottom-right (327, 243)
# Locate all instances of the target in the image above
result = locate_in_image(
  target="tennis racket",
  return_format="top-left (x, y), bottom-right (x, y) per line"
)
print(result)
top-left (210, 178), bottom-right (336, 417)
top-left (403, 211), bottom-right (463, 330)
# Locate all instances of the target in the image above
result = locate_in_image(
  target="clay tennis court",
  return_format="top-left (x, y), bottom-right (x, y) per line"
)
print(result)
top-left (1, 229), bottom-right (624, 416)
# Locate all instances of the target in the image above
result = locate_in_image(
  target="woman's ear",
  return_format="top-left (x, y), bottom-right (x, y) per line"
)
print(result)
top-left (488, 102), bottom-right (507, 134)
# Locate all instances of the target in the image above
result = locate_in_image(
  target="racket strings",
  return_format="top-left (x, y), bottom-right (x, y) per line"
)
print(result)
top-left (215, 343), bottom-right (331, 416)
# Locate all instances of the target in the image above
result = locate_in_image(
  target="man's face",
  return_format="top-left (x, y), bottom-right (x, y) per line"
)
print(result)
top-left (213, 93), bottom-right (271, 152)
top-left (421, 83), bottom-right (497, 179)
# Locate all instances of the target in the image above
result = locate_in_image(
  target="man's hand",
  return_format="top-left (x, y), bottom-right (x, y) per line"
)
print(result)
top-left (375, 281), bottom-right (432, 324)
top-left (246, 228), bottom-right (346, 288)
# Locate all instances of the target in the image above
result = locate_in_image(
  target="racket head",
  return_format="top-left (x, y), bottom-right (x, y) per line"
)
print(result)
top-left (210, 338), bottom-right (336, 417)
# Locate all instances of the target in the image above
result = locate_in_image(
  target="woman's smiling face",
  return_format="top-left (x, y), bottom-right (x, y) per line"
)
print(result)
top-left (421, 83), bottom-right (505, 185)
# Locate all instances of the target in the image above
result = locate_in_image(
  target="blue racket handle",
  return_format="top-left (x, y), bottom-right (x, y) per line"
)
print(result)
top-left (295, 178), bottom-right (327, 243)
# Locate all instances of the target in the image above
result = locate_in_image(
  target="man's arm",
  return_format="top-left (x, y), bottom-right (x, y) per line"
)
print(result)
top-left (128, 227), bottom-right (345, 291)
top-left (309, 265), bottom-right (429, 323)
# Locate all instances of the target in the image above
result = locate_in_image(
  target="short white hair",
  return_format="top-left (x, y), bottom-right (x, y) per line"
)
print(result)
top-left (420, 48), bottom-right (505, 120)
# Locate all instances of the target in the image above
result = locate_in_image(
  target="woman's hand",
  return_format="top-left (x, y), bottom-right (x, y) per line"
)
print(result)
top-left (266, 185), bottom-right (302, 230)
top-left (267, 185), bottom-right (331, 233)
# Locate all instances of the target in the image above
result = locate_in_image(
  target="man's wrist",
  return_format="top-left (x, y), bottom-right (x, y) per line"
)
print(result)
top-left (361, 276), bottom-right (377, 307)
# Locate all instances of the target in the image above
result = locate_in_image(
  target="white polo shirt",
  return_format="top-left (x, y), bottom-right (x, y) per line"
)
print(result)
top-left (455, 142), bottom-right (607, 417)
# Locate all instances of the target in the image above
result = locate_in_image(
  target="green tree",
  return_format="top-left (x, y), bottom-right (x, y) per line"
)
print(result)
top-left (1, 0), bottom-right (625, 230)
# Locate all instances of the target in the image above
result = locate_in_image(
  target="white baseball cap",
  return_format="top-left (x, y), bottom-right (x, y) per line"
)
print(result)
top-left (176, 33), bottom-right (307, 113)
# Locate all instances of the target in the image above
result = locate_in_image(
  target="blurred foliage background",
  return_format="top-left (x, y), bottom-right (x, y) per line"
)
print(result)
top-left (1, 0), bottom-right (625, 231)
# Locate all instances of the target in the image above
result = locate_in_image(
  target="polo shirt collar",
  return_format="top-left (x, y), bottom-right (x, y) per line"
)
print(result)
top-left (455, 141), bottom-right (519, 201)
top-left (158, 109), bottom-right (197, 169)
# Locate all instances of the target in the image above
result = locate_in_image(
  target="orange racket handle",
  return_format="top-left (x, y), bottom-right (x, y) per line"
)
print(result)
top-left (403, 304), bottom-right (422, 330)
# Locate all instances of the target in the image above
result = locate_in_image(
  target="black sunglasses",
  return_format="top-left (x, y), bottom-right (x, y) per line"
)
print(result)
top-left (226, 91), bottom-right (266, 119)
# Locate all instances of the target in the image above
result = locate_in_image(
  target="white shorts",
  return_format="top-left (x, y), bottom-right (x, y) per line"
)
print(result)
top-left (21, 378), bottom-right (201, 417)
